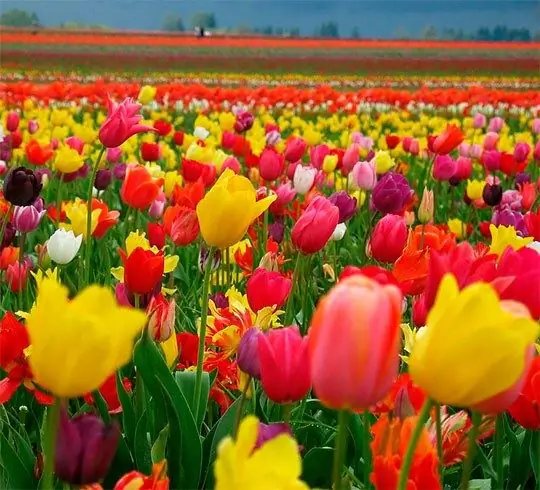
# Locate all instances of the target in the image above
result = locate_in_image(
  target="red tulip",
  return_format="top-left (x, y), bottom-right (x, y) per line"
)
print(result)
top-left (508, 356), bottom-right (540, 429)
top-left (6, 262), bottom-right (29, 293)
top-left (84, 374), bottom-right (132, 414)
top-left (120, 166), bottom-right (163, 210)
top-left (524, 209), bottom-right (540, 241)
top-left (258, 326), bottom-right (310, 404)
top-left (25, 139), bottom-right (54, 166)
top-left (147, 222), bottom-right (166, 249)
top-left (181, 159), bottom-right (216, 187)
top-left (163, 204), bottom-right (199, 246)
top-left (369, 214), bottom-right (408, 263)
top-left (6, 111), bottom-right (20, 132)
top-left (246, 267), bottom-right (292, 312)
top-left (153, 120), bottom-right (172, 137)
top-left (292, 196), bottom-right (339, 254)
top-left (140, 142), bottom-right (161, 162)
top-left (284, 137), bottom-right (307, 163)
top-left (173, 130), bottom-right (184, 146)
top-left (120, 247), bottom-right (164, 295)
top-left (385, 134), bottom-right (400, 150)
top-left (339, 265), bottom-right (400, 289)
top-left (147, 294), bottom-right (175, 342)
top-left (259, 148), bottom-right (284, 181)
top-left (431, 125), bottom-right (464, 155)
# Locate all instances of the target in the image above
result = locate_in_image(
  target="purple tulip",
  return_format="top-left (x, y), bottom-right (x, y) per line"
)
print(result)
top-left (255, 422), bottom-right (293, 450)
top-left (328, 191), bottom-right (357, 223)
top-left (492, 207), bottom-right (527, 236)
top-left (515, 172), bottom-right (531, 189)
top-left (210, 291), bottom-right (229, 309)
top-left (237, 328), bottom-right (262, 379)
top-left (371, 172), bottom-right (412, 215)
top-left (94, 169), bottom-right (112, 191)
top-left (113, 163), bottom-right (127, 180)
top-left (269, 219), bottom-right (285, 243)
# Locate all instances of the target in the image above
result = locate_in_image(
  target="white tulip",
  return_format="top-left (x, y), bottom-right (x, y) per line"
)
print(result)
top-left (47, 229), bottom-right (83, 265)
top-left (193, 126), bottom-right (210, 140)
top-left (331, 222), bottom-right (347, 241)
top-left (293, 165), bottom-right (317, 195)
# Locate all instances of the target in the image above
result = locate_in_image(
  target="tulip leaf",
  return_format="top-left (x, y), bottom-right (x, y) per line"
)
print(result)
top-left (174, 370), bottom-right (210, 430)
top-left (151, 423), bottom-right (170, 464)
top-left (133, 332), bottom-right (202, 489)
top-left (133, 409), bottom-right (152, 475)
top-left (475, 442), bottom-right (497, 480)
top-left (116, 371), bottom-right (137, 449)
top-left (92, 389), bottom-right (111, 423)
top-left (301, 447), bottom-right (334, 488)
top-left (0, 429), bottom-right (35, 490)
top-left (529, 430), bottom-right (540, 484)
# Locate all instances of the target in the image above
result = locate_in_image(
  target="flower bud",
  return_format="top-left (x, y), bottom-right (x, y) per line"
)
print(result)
top-left (27, 119), bottom-right (39, 134)
top-left (3, 166), bottom-right (42, 206)
top-left (6, 111), bottom-right (20, 132)
top-left (482, 184), bottom-right (503, 207)
top-left (369, 214), bottom-right (408, 263)
top-left (237, 328), bottom-right (262, 379)
top-left (349, 160), bottom-right (377, 190)
top-left (94, 169), bottom-right (112, 191)
top-left (198, 245), bottom-right (221, 273)
top-left (12, 204), bottom-right (45, 233)
top-left (147, 294), bottom-right (175, 342)
top-left (418, 189), bottom-right (434, 224)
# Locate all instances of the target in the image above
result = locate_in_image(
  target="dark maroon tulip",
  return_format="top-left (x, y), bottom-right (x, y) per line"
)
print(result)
top-left (269, 219), bottom-right (285, 243)
top-left (371, 172), bottom-right (411, 215)
top-left (482, 184), bottom-right (503, 207)
top-left (210, 291), bottom-right (229, 309)
top-left (1, 222), bottom-right (15, 249)
top-left (328, 191), bottom-right (357, 223)
top-left (55, 410), bottom-right (119, 485)
top-left (234, 111), bottom-right (255, 133)
top-left (255, 422), bottom-right (293, 450)
top-left (3, 166), bottom-right (42, 206)
top-left (237, 327), bottom-right (262, 379)
top-left (94, 169), bottom-right (113, 191)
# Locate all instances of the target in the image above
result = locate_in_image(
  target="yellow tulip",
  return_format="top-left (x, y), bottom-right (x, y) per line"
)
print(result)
top-left (219, 112), bottom-right (236, 132)
top-left (322, 154), bottom-right (338, 173)
top-left (164, 171), bottom-right (183, 198)
top-left (54, 145), bottom-right (84, 174)
top-left (373, 150), bottom-right (395, 174)
top-left (138, 85), bottom-right (157, 105)
top-left (26, 278), bottom-right (147, 398)
top-left (489, 224), bottom-right (533, 258)
top-left (197, 169), bottom-right (276, 249)
top-left (448, 218), bottom-right (466, 240)
top-left (186, 142), bottom-right (214, 164)
top-left (409, 274), bottom-right (539, 407)
top-left (214, 415), bottom-right (308, 490)
top-left (466, 179), bottom-right (486, 201)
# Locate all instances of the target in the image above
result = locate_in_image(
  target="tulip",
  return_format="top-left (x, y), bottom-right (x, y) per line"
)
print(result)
top-left (1, 223), bottom-right (15, 249)
top-left (331, 222), bottom-right (347, 241)
top-left (47, 229), bottom-right (83, 265)
top-left (373, 150), bottom-right (395, 174)
top-left (106, 147), bottom-right (122, 164)
top-left (141, 142), bottom-right (161, 162)
top-left (137, 85), bottom-right (157, 104)
top-left (27, 119), bottom-right (39, 134)
top-left (328, 191), bottom-right (357, 223)
top-left (482, 150), bottom-right (501, 172)
top-left (386, 134), bottom-right (400, 149)
top-left (488, 116), bottom-right (505, 133)
top-left (221, 156), bottom-right (241, 174)
top-left (372, 172), bottom-right (411, 215)
top-left (113, 163), bottom-right (127, 180)
top-left (55, 410), bottom-right (120, 485)
top-left (94, 169), bottom-right (113, 191)
top-left (99, 97), bottom-right (154, 148)
top-left (255, 421), bottom-right (293, 450)
top-left (258, 326), bottom-right (310, 404)
top-left (483, 184), bottom-right (503, 206)
top-left (483, 132), bottom-right (499, 150)
top-left (454, 156), bottom-right (473, 181)
top-left (370, 214), bottom-right (408, 263)
top-left (54, 145), bottom-right (85, 174)
top-left (409, 274), bottom-right (539, 407)
top-left (6, 262), bottom-right (29, 293)
top-left (237, 327), bottom-right (262, 379)
top-left (148, 192), bottom-right (166, 219)
top-left (310, 144), bottom-right (330, 169)
top-left (342, 143), bottom-right (360, 174)
top-left (458, 142), bottom-right (470, 158)
top-left (293, 165), bottom-right (317, 195)
top-left (27, 278), bottom-right (147, 397)
top-left (265, 130), bottom-right (281, 146)
top-left (196, 169), bottom-right (276, 249)
top-left (473, 113), bottom-right (487, 129)
top-left (120, 247), bottom-right (164, 295)
top-left (466, 179), bottom-right (486, 201)
top-left (309, 275), bottom-right (402, 410)
top-left (322, 154), bottom-right (338, 173)
top-left (284, 137), bottom-right (307, 162)
top-left (147, 294), bottom-right (175, 342)
top-left (433, 155), bottom-right (457, 181)
top-left (533, 118), bottom-right (540, 135)
top-left (121, 165), bottom-right (164, 210)
top-left (247, 267), bottom-right (292, 312)
top-left (469, 144), bottom-right (483, 159)
top-left (409, 139), bottom-right (420, 155)
top-left (268, 219), bottom-right (285, 243)
top-left (3, 166), bottom-right (42, 206)
top-left (513, 142), bottom-right (530, 163)
top-left (270, 182), bottom-right (296, 215)
top-left (25, 139), bottom-right (53, 166)
top-left (418, 189), bottom-right (434, 224)
top-left (147, 222), bottom-right (166, 249)
top-left (259, 148), bottom-right (284, 181)
top-left (6, 111), bottom-right (20, 132)
top-left (508, 357), bottom-right (540, 429)
top-left (234, 110), bottom-right (255, 133)
top-left (164, 205), bottom-right (200, 246)
top-left (432, 125), bottom-right (463, 155)
top-left (153, 119), bottom-right (172, 137)
top-left (292, 196), bottom-right (339, 255)
top-left (12, 204), bottom-right (45, 233)
top-left (350, 160), bottom-right (377, 190)
top-left (198, 245), bottom-right (221, 273)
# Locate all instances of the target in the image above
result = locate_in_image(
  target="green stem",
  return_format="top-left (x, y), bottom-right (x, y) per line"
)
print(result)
top-left (397, 398), bottom-right (433, 490)
top-left (363, 191), bottom-right (372, 264)
top-left (459, 411), bottom-right (481, 490)
top-left (41, 398), bottom-right (61, 490)
top-left (285, 253), bottom-right (303, 325)
top-left (363, 411), bottom-right (372, 489)
top-left (261, 209), bottom-right (268, 259)
top-left (18, 232), bottom-right (26, 310)
top-left (193, 247), bottom-right (214, 416)
top-left (233, 375), bottom-right (251, 438)
top-left (332, 410), bottom-right (350, 490)
top-left (84, 146), bottom-right (105, 286)
top-left (435, 404), bottom-right (444, 480)
top-left (282, 403), bottom-right (292, 425)
top-left (55, 174), bottom-right (64, 226)
top-left (494, 413), bottom-right (504, 488)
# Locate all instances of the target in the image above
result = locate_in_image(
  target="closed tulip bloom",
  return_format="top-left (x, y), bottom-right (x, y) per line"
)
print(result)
top-left (106, 147), bottom-right (122, 163)
top-left (27, 119), bottom-right (39, 134)
top-left (293, 165), bottom-right (317, 195)
top-left (237, 327), bottom-right (262, 379)
top-left (47, 229), bottom-right (83, 265)
top-left (94, 169), bottom-right (113, 191)
top-left (373, 150), bottom-right (395, 174)
top-left (488, 116), bottom-right (505, 133)
top-left (55, 410), bottom-right (120, 485)
top-left (418, 189), bottom-right (434, 224)
top-left (409, 274), bottom-right (539, 408)
top-left (473, 113), bottom-right (487, 129)
top-left (246, 267), bottom-right (292, 312)
top-left (148, 192), bottom-right (166, 219)
top-left (137, 85), bottom-right (157, 105)
top-left (147, 294), bottom-right (175, 342)
top-left (54, 145), bottom-right (85, 174)
top-left (258, 326), bottom-right (311, 404)
top-left (513, 142), bottom-right (530, 163)
top-left (3, 166), bottom-right (42, 206)
top-left (370, 214), bottom-right (408, 263)
top-left (121, 165), bottom-right (164, 210)
top-left (234, 110), bottom-right (255, 133)
top-left (120, 247), bottom-right (164, 295)
top-left (6, 111), bottom-right (20, 132)
top-left (508, 357), bottom-right (540, 429)
top-left (13, 203), bottom-right (45, 233)
top-left (342, 143), bottom-right (360, 174)
top-left (269, 182), bottom-right (296, 215)
top-left (99, 97), bottom-right (154, 148)
top-left (454, 156), bottom-right (473, 180)
top-left (466, 179), bottom-right (486, 201)
top-left (6, 262), bottom-right (29, 293)
top-left (284, 137), bottom-right (307, 163)
top-left (27, 278), bottom-right (147, 397)
top-left (483, 184), bottom-right (503, 206)
top-left (372, 172), bottom-right (412, 215)
top-left (433, 155), bottom-right (457, 181)
top-left (196, 169), bottom-right (276, 249)
top-left (328, 191), bottom-right (357, 223)
top-left (483, 132), bottom-right (500, 151)
top-left (469, 143), bottom-right (483, 159)
top-left (309, 275), bottom-right (402, 410)
top-left (292, 196), bottom-right (339, 255)
top-left (350, 160), bottom-right (377, 190)
top-left (432, 125), bottom-right (464, 155)
top-left (259, 147), bottom-right (284, 181)
top-left (141, 142), bottom-right (161, 162)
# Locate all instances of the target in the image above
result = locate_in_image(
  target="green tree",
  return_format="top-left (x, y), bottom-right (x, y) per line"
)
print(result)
top-left (162, 13), bottom-right (184, 32)
top-left (0, 9), bottom-right (39, 27)
top-left (317, 21), bottom-right (339, 38)
top-left (190, 12), bottom-right (216, 30)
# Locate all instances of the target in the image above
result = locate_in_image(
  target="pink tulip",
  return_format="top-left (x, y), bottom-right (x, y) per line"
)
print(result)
top-left (27, 120), bottom-right (39, 134)
top-left (469, 143), bottom-right (483, 159)
top-left (148, 192), bottom-right (166, 219)
top-left (284, 137), bottom-right (307, 163)
top-left (433, 155), bottom-right (457, 181)
top-left (259, 148), bottom-right (284, 181)
top-left (454, 156), bottom-right (473, 181)
top-left (221, 156), bottom-right (241, 174)
top-left (66, 136), bottom-right (85, 155)
top-left (342, 143), bottom-right (360, 175)
top-left (484, 132), bottom-right (499, 150)
top-left (310, 144), bottom-right (330, 169)
top-left (488, 116), bottom-right (505, 133)
top-left (458, 142), bottom-right (470, 157)
top-left (473, 113), bottom-right (487, 129)
top-left (532, 118), bottom-right (540, 135)
top-left (350, 161), bottom-right (377, 190)
top-left (6, 111), bottom-right (20, 132)
top-left (106, 147), bottom-right (122, 163)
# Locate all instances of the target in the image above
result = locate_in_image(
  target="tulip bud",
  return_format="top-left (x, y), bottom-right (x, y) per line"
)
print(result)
top-left (472, 113), bottom-right (487, 129)
top-left (3, 166), bottom-right (42, 206)
top-left (342, 143), bottom-right (359, 174)
top-left (246, 267), bottom-right (292, 312)
top-left (266, 130), bottom-right (281, 146)
top-left (94, 169), bottom-right (112, 191)
top-left (284, 137), bottom-right (307, 163)
top-left (221, 156), bottom-right (241, 174)
top-left (371, 172), bottom-right (411, 215)
top-left (369, 214), bottom-right (408, 263)
top-left (12, 204), bottom-right (45, 233)
top-left (482, 150), bottom-right (501, 172)
top-left (292, 165), bottom-right (317, 195)
top-left (6, 111), bottom-right (20, 132)
top-left (147, 294), bottom-right (175, 342)
top-left (469, 144), bottom-right (483, 159)
top-left (55, 409), bottom-right (120, 485)
top-left (106, 147), bottom-right (122, 164)
top-left (47, 229), bottom-right (83, 265)
top-left (349, 161), bottom-right (376, 190)
top-left (513, 142), bottom-right (530, 164)
top-left (27, 119), bottom-right (39, 134)
top-left (488, 116), bottom-right (505, 133)
top-left (268, 220), bottom-right (285, 243)
top-left (237, 328), bottom-right (262, 379)
top-left (6, 262), bottom-right (29, 293)
top-left (198, 246), bottom-right (221, 273)
top-left (454, 156), bottom-right (473, 181)
top-left (113, 163), bottom-right (127, 180)
top-left (148, 192), bottom-right (166, 219)
top-left (433, 155), bottom-right (457, 181)
top-left (484, 132), bottom-right (499, 150)
top-left (418, 189), bottom-right (434, 224)
top-left (482, 184), bottom-right (503, 207)
top-left (234, 110), bottom-right (255, 133)
top-left (259, 148), bottom-right (284, 181)
top-left (328, 191), bottom-right (357, 223)
top-left (331, 222), bottom-right (347, 241)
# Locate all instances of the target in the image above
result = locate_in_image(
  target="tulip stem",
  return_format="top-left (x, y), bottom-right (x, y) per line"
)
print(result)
top-left (193, 247), bottom-right (214, 417)
top-left (435, 404), bottom-right (444, 479)
top-left (397, 398), bottom-right (433, 490)
top-left (494, 413), bottom-right (504, 488)
top-left (84, 146), bottom-right (105, 286)
top-left (332, 410), bottom-right (350, 490)
top-left (41, 397), bottom-right (61, 490)
top-left (233, 375), bottom-right (251, 438)
top-left (363, 411), bottom-right (372, 489)
top-left (459, 411), bottom-right (481, 490)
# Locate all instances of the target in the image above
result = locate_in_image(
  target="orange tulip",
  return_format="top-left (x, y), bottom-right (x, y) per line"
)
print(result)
top-left (308, 275), bottom-right (403, 411)
top-left (120, 166), bottom-right (164, 210)
top-left (25, 139), bottom-right (54, 166)
top-left (91, 199), bottom-right (120, 239)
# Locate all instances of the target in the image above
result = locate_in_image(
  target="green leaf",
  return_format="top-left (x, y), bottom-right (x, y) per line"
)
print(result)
top-left (301, 447), bottom-right (334, 488)
top-left (0, 428), bottom-right (35, 489)
top-left (475, 442), bottom-right (497, 480)
top-left (151, 424), bottom-right (170, 464)
top-left (529, 430), bottom-right (539, 483)
top-left (133, 410), bottom-right (152, 475)
top-left (175, 370), bottom-right (210, 430)
top-left (116, 371), bottom-right (137, 449)
top-left (133, 332), bottom-right (202, 489)
top-left (92, 389), bottom-right (111, 423)
top-left (103, 435), bottom-right (134, 488)
top-left (468, 479), bottom-right (492, 490)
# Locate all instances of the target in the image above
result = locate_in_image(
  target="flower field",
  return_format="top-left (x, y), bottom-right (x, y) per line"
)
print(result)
top-left (1, 29), bottom-right (540, 490)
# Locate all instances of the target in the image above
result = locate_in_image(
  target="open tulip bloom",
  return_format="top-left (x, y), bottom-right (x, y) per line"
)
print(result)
top-left (0, 72), bottom-right (539, 490)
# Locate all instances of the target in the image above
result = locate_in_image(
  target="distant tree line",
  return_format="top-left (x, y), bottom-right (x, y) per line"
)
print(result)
top-left (424, 25), bottom-right (538, 41)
